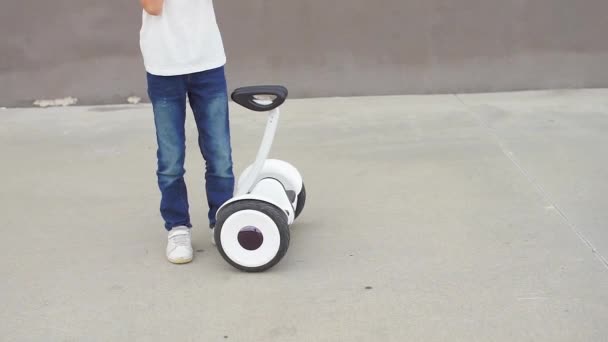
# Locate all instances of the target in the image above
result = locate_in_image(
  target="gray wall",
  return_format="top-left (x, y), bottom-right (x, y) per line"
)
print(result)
top-left (1, 0), bottom-right (608, 106)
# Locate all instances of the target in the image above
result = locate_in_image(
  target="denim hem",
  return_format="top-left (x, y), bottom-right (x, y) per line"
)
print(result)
top-left (165, 222), bottom-right (193, 231)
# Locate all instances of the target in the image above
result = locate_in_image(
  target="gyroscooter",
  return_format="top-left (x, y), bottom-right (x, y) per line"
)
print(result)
top-left (214, 85), bottom-right (306, 272)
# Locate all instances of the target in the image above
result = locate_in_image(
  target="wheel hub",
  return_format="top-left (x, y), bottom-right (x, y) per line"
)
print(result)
top-left (237, 226), bottom-right (264, 251)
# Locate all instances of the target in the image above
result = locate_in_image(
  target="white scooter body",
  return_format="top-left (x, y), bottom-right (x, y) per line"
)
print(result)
top-left (219, 159), bottom-right (303, 225)
top-left (214, 86), bottom-right (306, 272)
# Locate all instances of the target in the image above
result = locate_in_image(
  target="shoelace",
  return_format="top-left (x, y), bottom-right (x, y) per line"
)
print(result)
top-left (170, 232), bottom-right (190, 247)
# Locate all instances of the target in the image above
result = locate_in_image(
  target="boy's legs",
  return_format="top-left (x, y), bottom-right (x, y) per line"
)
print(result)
top-left (187, 66), bottom-right (235, 228)
top-left (146, 73), bottom-right (192, 231)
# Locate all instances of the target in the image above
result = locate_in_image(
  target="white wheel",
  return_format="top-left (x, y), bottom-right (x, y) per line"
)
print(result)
top-left (215, 200), bottom-right (290, 272)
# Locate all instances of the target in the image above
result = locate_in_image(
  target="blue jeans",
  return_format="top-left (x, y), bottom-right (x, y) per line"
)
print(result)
top-left (146, 66), bottom-right (235, 231)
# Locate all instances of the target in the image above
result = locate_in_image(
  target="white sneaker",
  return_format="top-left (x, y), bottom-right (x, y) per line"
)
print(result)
top-left (211, 227), bottom-right (216, 246)
top-left (166, 226), bottom-right (193, 264)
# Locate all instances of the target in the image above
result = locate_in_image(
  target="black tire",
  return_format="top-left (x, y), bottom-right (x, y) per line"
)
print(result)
top-left (294, 183), bottom-right (306, 219)
top-left (215, 199), bottom-right (290, 273)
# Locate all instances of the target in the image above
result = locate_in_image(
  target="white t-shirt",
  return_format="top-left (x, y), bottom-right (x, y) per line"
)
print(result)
top-left (139, 0), bottom-right (226, 76)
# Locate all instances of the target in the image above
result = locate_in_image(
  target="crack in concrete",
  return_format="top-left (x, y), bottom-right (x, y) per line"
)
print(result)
top-left (454, 93), bottom-right (608, 271)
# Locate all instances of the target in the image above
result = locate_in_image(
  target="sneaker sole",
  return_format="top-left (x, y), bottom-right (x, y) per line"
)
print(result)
top-left (168, 256), bottom-right (193, 264)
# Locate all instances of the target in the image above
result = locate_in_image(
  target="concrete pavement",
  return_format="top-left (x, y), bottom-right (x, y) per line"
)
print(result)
top-left (1, 89), bottom-right (608, 341)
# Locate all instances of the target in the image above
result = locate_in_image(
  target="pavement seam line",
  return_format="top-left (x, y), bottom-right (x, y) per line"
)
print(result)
top-left (454, 94), bottom-right (608, 271)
